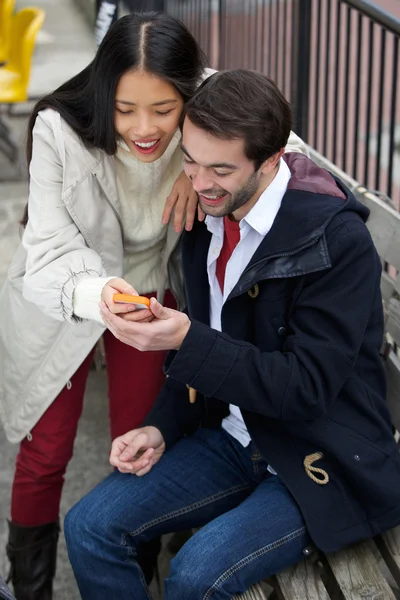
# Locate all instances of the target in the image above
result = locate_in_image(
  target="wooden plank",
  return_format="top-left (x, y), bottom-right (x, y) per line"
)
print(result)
top-left (387, 299), bottom-right (400, 348)
top-left (375, 526), bottom-right (400, 590)
top-left (326, 540), bottom-right (396, 600)
top-left (274, 559), bottom-right (330, 600)
top-left (356, 191), bottom-right (400, 271)
top-left (381, 271), bottom-right (396, 306)
top-left (233, 582), bottom-right (269, 600)
top-left (386, 351), bottom-right (400, 432)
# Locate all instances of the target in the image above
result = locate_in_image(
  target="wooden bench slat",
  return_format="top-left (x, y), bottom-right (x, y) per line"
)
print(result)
top-left (387, 299), bottom-right (400, 348)
top-left (375, 525), bottom-right (400, 590)
top-left (274, 559), bottom-right (330, 600)
top-left (381, 271), bottom-right (396, 306)
top-left (233, 582), bottom-right (269, 600)
top-left (326, 540), bottom-right (396, 599)
top-left (386, 351), bottom-right (400, 433)
top-left (355, 191), bottom-right (400, 271)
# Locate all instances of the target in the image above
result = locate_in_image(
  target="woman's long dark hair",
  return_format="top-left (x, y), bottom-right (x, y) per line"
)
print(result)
top-left (21, 11), bottom-right (207, 225)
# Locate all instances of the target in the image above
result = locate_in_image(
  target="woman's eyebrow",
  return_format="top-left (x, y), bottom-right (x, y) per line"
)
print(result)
top-left (115, 99), bottom-right (178, 106)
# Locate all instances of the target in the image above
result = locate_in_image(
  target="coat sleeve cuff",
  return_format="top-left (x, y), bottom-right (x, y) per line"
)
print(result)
top-left (166, 320), bottom-right (240, 399)
top-left (143, 399), bottom-right (185, 450)
top-left (142, 377), bottom-right (200, 449)
top-left (72, 276), bottom-right (115, 324)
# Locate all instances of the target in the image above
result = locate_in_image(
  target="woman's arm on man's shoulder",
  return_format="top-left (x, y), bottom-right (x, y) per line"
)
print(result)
top-left (285, 130), bottom-right (309, 156)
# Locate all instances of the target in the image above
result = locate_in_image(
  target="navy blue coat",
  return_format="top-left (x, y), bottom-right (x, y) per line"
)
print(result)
top-left (145, 154), bottom-right (400, 553)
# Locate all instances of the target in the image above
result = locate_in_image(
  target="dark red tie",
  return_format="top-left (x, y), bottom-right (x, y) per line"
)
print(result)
top-left (216, 216), bottom-right (241, 293)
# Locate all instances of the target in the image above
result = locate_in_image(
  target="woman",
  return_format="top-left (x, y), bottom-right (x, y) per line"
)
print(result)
top-left (1, 12), bottom-right (207, 599)
top-left (0, 11), bottom-right (306, 599)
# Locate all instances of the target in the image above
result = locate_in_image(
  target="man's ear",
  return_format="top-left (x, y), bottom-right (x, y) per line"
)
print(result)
top-left (258, 148), bottom-right (285, 176)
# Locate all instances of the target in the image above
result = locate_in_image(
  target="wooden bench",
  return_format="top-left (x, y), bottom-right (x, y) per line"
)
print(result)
top-left (236, 151), bottom-right (400, 600)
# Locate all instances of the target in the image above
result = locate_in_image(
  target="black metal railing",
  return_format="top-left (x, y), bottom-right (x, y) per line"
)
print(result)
top-left (165, 0), bottom-right (400, 209)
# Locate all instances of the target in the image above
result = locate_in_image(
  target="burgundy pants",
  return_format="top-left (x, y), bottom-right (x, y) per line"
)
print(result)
top-left (11, 290), bottom-right (176, 526)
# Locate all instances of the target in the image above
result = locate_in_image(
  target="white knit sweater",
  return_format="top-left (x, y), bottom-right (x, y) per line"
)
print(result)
top-left (73, 131), bottom-right (183, 323)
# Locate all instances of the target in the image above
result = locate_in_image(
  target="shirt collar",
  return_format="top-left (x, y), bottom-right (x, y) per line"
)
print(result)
top-left (205, 158), bottom-right (291, 237)
top-left (205, 212), bottom-right (224, 237)
top-left (244, 158), bottom-right (291, 235)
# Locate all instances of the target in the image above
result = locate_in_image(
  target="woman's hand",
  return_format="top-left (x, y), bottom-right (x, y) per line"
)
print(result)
top-left (101, 278), bottom-right (154, 322)
top-left (101, 278), bottom-right (140, 315)
top-left (162, 170), bottom-right (205, 233)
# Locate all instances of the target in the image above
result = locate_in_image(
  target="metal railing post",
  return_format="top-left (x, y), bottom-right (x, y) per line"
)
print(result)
top-left (294, 0), bottom-right (312, 140)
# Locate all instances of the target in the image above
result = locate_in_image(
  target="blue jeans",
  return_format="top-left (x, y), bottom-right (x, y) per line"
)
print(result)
top-left (65, 428), bottom-right (310, 599)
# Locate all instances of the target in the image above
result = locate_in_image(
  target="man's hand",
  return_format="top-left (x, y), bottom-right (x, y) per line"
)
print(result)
top-left (110, 426), bottom-right (166, 477)
top-left (99, 297), bottom-right (191, 351)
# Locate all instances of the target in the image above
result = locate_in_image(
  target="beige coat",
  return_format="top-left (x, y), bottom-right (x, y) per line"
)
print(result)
top-left (0, 108), bottom-right (307, 443)
top-left (0, 109), bottom-right (184, 443)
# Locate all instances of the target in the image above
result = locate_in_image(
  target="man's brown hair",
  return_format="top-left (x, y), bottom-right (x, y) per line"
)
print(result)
top-left (181, 69), bottom-right (292, 169)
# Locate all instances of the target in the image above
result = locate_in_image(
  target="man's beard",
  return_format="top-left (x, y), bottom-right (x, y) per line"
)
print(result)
top-left (198, 170), bottom-right (259, 218)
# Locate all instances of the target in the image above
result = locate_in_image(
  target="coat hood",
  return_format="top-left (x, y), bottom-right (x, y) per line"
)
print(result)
top-left (275, 154), bottom-right (370, 253)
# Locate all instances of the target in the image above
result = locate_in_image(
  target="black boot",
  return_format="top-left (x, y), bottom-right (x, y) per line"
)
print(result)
top-left (6, 520), bottom-right (59, 600)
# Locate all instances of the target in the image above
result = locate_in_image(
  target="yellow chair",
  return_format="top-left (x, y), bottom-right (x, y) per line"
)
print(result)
top-left (0, 7), bottom-right (45, 103)
top-left (0, 0), bottom-right (15, 64)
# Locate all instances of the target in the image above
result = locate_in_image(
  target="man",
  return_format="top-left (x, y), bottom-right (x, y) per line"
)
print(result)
top-left (65, 70), bottom-right (400, 599)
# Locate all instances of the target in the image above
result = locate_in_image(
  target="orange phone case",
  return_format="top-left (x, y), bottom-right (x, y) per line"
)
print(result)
top-left (113, 294), bottom-right (151, 307)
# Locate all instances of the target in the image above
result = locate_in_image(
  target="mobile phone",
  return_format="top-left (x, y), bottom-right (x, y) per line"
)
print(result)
top-left (112, 294), bottom-right (151, 309)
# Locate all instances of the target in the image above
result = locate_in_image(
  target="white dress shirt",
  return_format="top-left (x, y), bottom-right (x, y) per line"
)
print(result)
top-left (205, 158), bottom-right (291, 448)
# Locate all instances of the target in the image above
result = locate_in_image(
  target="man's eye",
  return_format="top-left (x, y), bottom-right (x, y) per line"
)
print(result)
top-left (183, 157), bottom-right (194, 165)
top-left (214, 171), bottom-right (231, 177)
